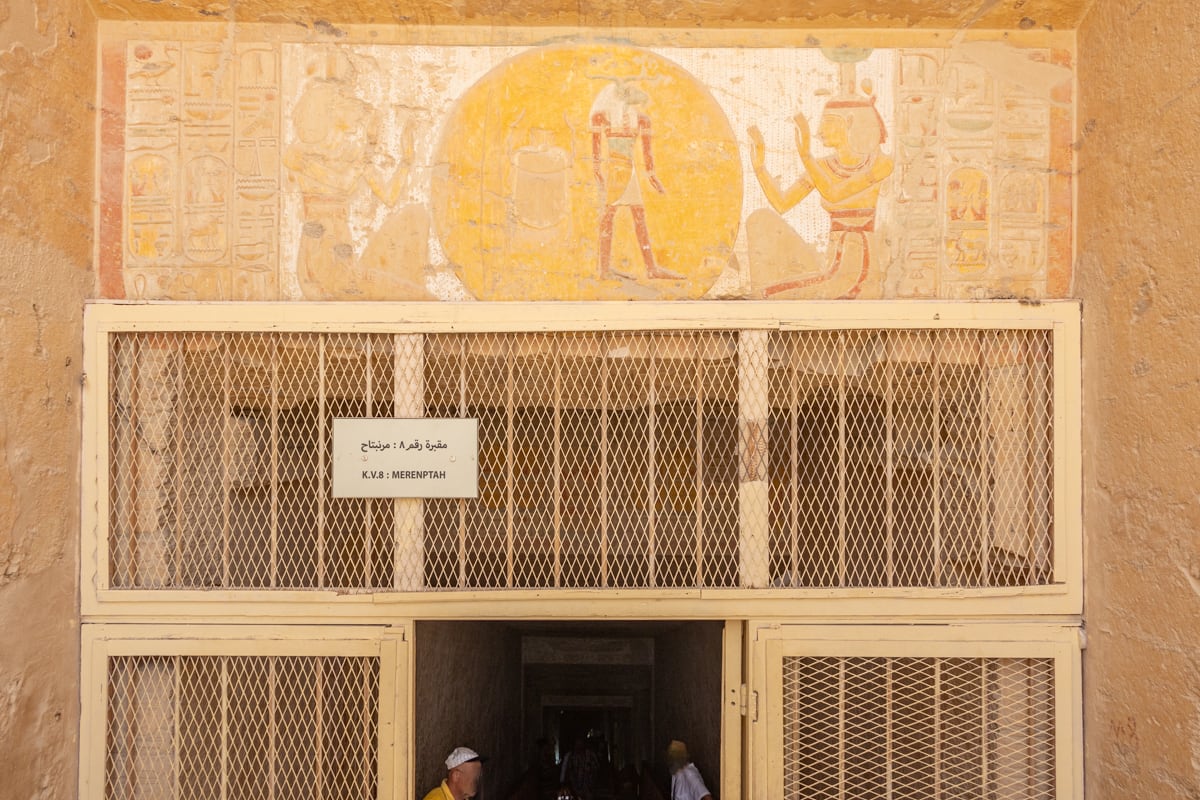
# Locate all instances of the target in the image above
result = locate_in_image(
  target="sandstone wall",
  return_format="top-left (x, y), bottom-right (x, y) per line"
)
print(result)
top-left (415, 621), bottom-right (525, 800)
top-left (0, 0), bottom-right (96, 796)
top-left (1, 0), bottom-right (1166, 795)
top-left (1077, 1), bottom-right (1200, 795)
top-left (653, 623), bottom-right (723, 797)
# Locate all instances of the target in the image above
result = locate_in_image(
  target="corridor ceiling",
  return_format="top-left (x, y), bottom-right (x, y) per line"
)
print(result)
top-left (88, 0), bottom-right (1093, 29)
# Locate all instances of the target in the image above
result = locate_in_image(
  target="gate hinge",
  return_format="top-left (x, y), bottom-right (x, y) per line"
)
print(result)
top-left (739, 685), bottom-right (759, 721)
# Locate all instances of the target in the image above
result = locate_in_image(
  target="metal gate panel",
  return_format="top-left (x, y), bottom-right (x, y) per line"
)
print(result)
top-left (81, 626), bottom-right (410, 800)
top-left (82, 301), bottom-right (1080, 619)
top-left (747, 624), bottom-right (1081, 800)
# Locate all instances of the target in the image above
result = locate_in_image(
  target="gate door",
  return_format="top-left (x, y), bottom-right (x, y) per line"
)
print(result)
top-left (747, 623), bottom-right (1081, 800)
top-left (81, 625), bottom-right (410, 800)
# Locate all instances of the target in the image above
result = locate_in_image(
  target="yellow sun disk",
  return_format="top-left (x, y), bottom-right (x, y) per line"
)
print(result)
top-left (432, 42), bottom-right (743, 301)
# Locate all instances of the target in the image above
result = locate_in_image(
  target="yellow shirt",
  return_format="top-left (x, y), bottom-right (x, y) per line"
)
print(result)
top-left (422, 780), bottom-right (456, 800)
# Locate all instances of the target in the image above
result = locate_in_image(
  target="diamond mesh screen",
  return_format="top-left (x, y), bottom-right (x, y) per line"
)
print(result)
top-left (106, 655), bottom-right (380, 800)
top-left (422, 332), bottom-right (740, 589)
top-left (106, 327), bottom-right (1054, 591)
top-left (768, 330), bottom-right (1054, 588)
top-left (782, 656), bottom-right (1056, 800)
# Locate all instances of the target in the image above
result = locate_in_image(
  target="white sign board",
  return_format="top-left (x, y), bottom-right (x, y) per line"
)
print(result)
top-left (332, 418), bottom-right (478, 498)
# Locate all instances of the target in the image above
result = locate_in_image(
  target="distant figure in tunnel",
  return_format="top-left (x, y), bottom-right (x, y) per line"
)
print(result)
top-left (666, 740), bottom-right (712, 800)
top-left (560, 737), bottom-right (601, 800)
top-left (424, 746), bottom-right (487, 800)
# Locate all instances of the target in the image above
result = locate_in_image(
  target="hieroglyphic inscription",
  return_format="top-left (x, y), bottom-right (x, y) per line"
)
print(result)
top-left (892, 47), bottom-right (1056, 299)
top-left (125, 41), bottom-right (181, 292)
top-left (232, 45), bottom-right (281, 300)
top-left (123, 41), bottom-right (281, 300)
top-left (994, 56), bottom-right (1053, 297)
top-left (892, 50), bottom-right (945, 297)
top-left (940, 58), bottom-right (995, 296)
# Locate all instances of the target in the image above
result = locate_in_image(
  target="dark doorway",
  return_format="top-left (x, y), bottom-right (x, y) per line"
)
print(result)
top-left (414, 621), bottom-right (724, 800)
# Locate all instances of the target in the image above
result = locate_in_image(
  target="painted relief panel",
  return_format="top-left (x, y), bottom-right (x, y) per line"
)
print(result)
top-left (99, 33), bottom-right (1074, 301)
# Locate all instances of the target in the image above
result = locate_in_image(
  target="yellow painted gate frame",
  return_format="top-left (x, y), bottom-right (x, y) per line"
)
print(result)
top-left (80, 624), bottom-right (412, 800)
top-left (745, 623), bottom-right (1083, 800)
top-left (80, 300), bottom-right (1083, 621)
top-left (79, 300), bottom-right (1084, 800)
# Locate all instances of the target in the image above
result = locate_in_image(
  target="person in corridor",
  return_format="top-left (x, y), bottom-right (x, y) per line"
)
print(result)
top-left (559, 737), bottom-right (601, 800)
top-left (424, 746), bottom-right (487, 800)
top-left (666, 740), bottom-right (711, 800)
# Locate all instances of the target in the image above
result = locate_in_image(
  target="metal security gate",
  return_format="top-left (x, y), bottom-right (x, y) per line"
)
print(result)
top-left (81, 627), bottom-right (409, 800)
top-left (747, 624), bottom-right (1081, 800)
top-left (79, 302), bottom-right (1082, 800)
top-left (83, 302), bottom-right (1080, 618)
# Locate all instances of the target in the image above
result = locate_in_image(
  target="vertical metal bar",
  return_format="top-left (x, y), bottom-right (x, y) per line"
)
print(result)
top-left (173, 655), bottom-right (182, 800)
top-left (1026, 659), bottom-right (1037, 798)
top-left (364, 337), bottom-right (374, 588)
top-left (647, 339), bottom-right (657, 587)
top-left (268, 658), bottom-right (277, 800)
top-left (505, 337), bottom-right (515, 588)
top-left (789, 338), bottom-right (800, 584)
top-left (362, 658), bottom-right (373, 800)
top-left (838, 658), bottom-right (847, 800)
top-left (1031, 332), bottom-right (1053, 582)
top-left (981, 660), bottom-right (989, 799)
top-left (124, 659), bottom-right (140, 800)
top-left (978, 334), bottom-right (992, 587)
top-left (934, 659), bottom-right (942, 800)
top-left (693, 343), bottom-right (705, 587)
top-left (127, 337), bottom-right (141, 587)
top-left (221, 337), bottom-right (232, 588)
top-left (737, 330), bottom-right (771, 588)
top-left (318, 336), bottom-right (328, 588)
top-left (457, 338), bottom-right (468, 588)
top-left (270, 336), bottom-right (279, 588)
top-left (553, 339), bottom-right (563, 588)
top-left (600, 333), bottom-right (610, 587)
top-left (220, 657), bottom-right (229, 800)
top-left (993, 657), bottom-right (1032, 800)
top-left (1030, 658), bottom-right (1049, 798)
top-left (932, 334), bottom-right (942, 586)
top-left (837, 333), bottom-right (848, 587)
top-left (985, 330), bottom-right (1031, 584)
top-left (885, 658), bottom-right (893, 800)
top-left (885, 338), bottom-right (895, 587)
top-left (314, 659), bottom-right (325, 800)
top-left (174, 336), bottom-right (186, 587)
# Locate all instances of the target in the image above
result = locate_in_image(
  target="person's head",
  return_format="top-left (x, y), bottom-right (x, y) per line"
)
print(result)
top-left (820, 87), bottom-right (887, 158)
top-left (817, 111), bottom-right (851, 149)
top-left (666, 740), bottom-right (690, 774)
top-left (617, 82), bottom-right (649, 107)
top-left (445, 747), bottom-right (485, 800)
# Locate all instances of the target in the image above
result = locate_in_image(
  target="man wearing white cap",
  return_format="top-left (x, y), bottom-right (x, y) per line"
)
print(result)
top-left (423, 746), bottom-right (487, 800)
top-left (666, 740), bottom-right (711, 800)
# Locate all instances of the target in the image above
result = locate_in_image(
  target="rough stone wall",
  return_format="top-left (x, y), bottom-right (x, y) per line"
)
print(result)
top-left (415, 622), bottom-right (524, 800)
top-left (0, 0), bottom-right (96, 795)
top-left (1077, 1), bottom-right (1200, 796)
top-left (653, 623), bottom-right (723, 798)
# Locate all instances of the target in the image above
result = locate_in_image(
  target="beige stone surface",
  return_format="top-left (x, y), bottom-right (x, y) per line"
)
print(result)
top-left (415, 622), bottom-right (524, 800)
top-left (1077, 0), bottom-right (1200, 796)
top-left (86, 0), bottom-right (1092, 30)
top-left (6, 0), bottom-right (1194, 790)
top-left (0, 0), bottom-right (95, 795)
